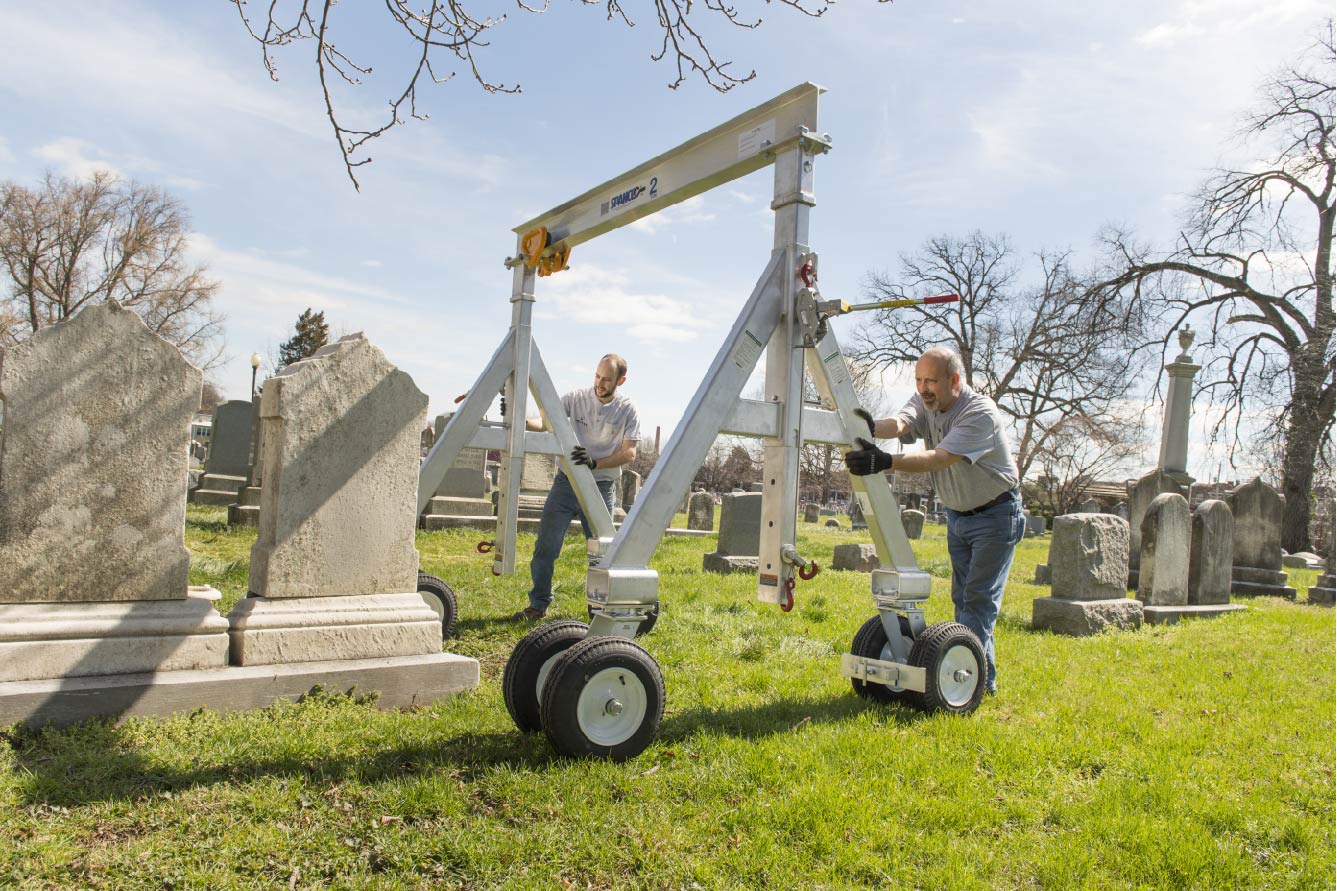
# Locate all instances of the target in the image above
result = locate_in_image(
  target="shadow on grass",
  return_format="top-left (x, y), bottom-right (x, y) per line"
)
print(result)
top-left (661, 692), bottom-right (927, 743)
top-left (4, 688), bottom-right (911, 807)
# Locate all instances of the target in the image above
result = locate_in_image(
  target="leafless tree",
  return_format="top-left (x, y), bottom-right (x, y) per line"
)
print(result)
top-left (850, 231), bottom-right (1144, 479)
top-left (1098, 23), bottom-right (1334, 551)
top-left (229, 0), bottom-right (886, 189)
top-left (0, 171), bottom-right (225, 370)
top-left (1029, 411), bottom-right (1146, 516)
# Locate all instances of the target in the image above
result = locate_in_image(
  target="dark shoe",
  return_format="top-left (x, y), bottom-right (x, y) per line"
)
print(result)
top-left (507, 607), bottom-right (546, 622)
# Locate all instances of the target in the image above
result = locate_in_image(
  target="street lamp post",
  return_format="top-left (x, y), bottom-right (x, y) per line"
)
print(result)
top-left (250, 352), bottom-right (262, 399)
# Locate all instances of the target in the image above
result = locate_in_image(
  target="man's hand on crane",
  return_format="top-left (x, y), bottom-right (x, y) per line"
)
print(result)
top-left (844, 438), bottom-right (894, 476)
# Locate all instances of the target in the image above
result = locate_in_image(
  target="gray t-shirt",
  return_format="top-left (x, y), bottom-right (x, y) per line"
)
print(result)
top-left (896, 386), bottom-right (1019, 512)
top-left (562, 388), bottom-right (641, 481)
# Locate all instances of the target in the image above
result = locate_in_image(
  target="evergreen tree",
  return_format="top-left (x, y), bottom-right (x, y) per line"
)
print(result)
top-left (278, 308), bottom-right (329, 369)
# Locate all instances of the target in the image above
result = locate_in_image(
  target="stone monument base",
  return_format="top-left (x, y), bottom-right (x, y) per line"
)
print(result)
top-left (228, 485), bottom-right (262, 527)
top-left (832, 543), bottom-right (878, 572)
top-left (0, 652), bottom-right (478, 729)
top-left (1031, 597), bottom-right (1143, 637)
top-left (1143, 603), bottom-right (1248, 625)
top-left (1230, 566), bottom-right (1297, 599)
top-left (424, 495), bottom-right (493, 518)
top-left (1308, 574), bottom-right (1335, 606)
top-left (1034, 564), bottom-right (1051, 585)
top-left (702, 553), bottom-right (759, 574)
top-left (0, 588), bottom-right (229, 682)
top-left (227, 592), bottom-right (442, 666)
top-left (189, 473), bottom-right (249, 506)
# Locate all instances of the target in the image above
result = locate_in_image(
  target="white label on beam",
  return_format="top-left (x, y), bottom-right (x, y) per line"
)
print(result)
top-left (738, 119), bottom-right (776, 159)
top-left (732, 329), bottom-right (765, 371)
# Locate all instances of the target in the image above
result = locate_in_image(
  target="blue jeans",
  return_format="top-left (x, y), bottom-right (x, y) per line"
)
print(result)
top-left (945, 491), bottom-right (1025, 692)
top-left (528, 471), bottom-right (615, 613)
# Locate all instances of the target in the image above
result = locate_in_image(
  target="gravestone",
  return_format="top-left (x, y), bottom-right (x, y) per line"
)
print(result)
top-left (1113, 503), bottom-right (1130, 521)
top-left (1028, 514), bottom-right (1047, 536)
top-left (703, 492), bottom-right (762, 573)
top-left (832, 543), bottom-right (879, 572)
top-left (803, 503), bottom-right (820, 523)
top-left (229, 334), bottom-right (444, 665)
top-left (824, 518), bottom-right (840, 528)
top-left (1032, 514), bottom-right (1142, 636)
top-left (1227, 478), bottom-right (1296, 599)
top-left (1127, 469), bottom-right (1187, 589)
top-left (0, 300), bottom-right (229, 682)
top-left (621, 470), bottom-right (641, 513)
top-left (516, 453), bottom-right (561, 524)
top-left (228, 400), bottom-right (265, 527)
top-left (1187, 500), bottom-right (1242, 610)
top-left (901, 509), bottom-right (926, 540)
top-left (1307, 552), bottom-right (1335, 606)
top-left (688, 492), bottom-right (715, 531)
top-left (1137, 493), bottom-right (1202, 625)
top-left (1076, 499), bottom-right (1100, 514)
top-left (421, 412), bottom-right (495, 532)
top-left (190, 399), bottom-right (253, 505)
top-left (849, 497), bottom-right (867, 530)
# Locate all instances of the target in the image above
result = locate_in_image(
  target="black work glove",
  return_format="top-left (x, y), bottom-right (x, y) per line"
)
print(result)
top-left (571, 445), bottom-right (598, 469)
top-left (498, 395), bottom-right (506, 417)
top-left (854, 407), bottom-right (877, 438)
top-left (844, 437), bottom-right (893, 476)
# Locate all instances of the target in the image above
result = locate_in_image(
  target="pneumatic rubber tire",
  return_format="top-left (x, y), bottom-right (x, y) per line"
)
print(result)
top-left (586, 601), bottom-right (660, 637)
top-left (907, 621), bottom-right (986, 715)
top-left (502, 620), bottom-right (589, 733)
top-left (849, 614), bottom-right (914, 703)
top-left (416, 572), bottom-right (459, 641)
top-left (540, 636), bottom-right (664, 761)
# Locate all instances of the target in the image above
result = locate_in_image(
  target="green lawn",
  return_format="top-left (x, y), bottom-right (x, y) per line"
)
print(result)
top-left (2, 506), bottom-right (1333, 890)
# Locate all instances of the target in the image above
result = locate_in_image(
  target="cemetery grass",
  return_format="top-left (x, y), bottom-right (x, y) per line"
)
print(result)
top-left (1, 509), bottom-right (1332, 890)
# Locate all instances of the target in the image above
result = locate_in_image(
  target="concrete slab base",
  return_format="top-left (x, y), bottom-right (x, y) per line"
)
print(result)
top-left (0, 588), bottom-right (229, 682)
top-left (1031, 596), bottom-right (1143, 637)
top-left (228, 503), bottom-right (260, 526)
top-left (1230, 580), bottom-right (1298, 600)
top-left (664, 528), bottom-right (712, 538)
top-left (702, 553), bottom-right (759, 574)
top-left (227, 592), bottom-right (442, 666)
top-left (1307, 580), bottom-right (1335, 606)
top-left (0, 652), bottom-right (479, 729)
top-left (1143, 603), bottom-right (1248, 625)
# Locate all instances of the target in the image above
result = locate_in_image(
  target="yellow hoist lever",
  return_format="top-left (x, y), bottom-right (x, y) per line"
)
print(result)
top-left (516, 226), bottom-right (572, 277)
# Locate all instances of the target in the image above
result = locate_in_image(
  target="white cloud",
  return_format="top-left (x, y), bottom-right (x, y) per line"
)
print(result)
top-left (534, 264), bottom-right (712, 342)
top-left (627, 196), bottom-right (717, 234)
top-left (360, 259), bottom-right (384, 268)
top-left (33, 138), bottom-right (123, 181)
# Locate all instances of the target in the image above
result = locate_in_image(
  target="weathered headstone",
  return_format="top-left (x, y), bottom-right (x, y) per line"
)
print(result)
top-left (1027, 514), bottom-right (1047, 537)
top-left (849, 497), bottom-right (867, 530)
top-left (420, 411), bottom-right (495, 532)
top-left (1076, 499), bottom-right (1100, 514)
top-left (0, 301), bottom-right (229, 682)
top-left (1031, 514), bottom-right (1142, 636)
top-left (1227, 478), bottom-right (1296, 599)
top-left (228, 399), bottom-right (265, 527)
top-left (229, 334), bottom-right (442, 665)
top-left (1113, 502), bottom-right (1130, 521)
top-left (688, 492), bottom-right (715, 531)
top-left (803, 502), bottom-right (820, 523)
top-left (1137, 493), bottom-right (1200, 624)
top-left (901, 509), bottom-right (926, 540)
top-left (824, 518), bottom-right (840, 528)
top-left (1187, 500), bottom-right (1235, 606)
top-left (1127, 469), bottom-right (1187, 588)
top-left (703, 492), bottom-right (762, 573)
top-left (1308, 552), bottom-right (1335, 606)
top-left (832, 543), bottom-right (879, 572)
top-left (621, 470), bottom-right (641, 512)
top-left (190, 399), bottom-right (253, 505)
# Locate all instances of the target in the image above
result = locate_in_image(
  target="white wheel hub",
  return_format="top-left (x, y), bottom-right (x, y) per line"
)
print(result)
top-left (937, 643), bottom-right (979, 707)
top-left (576, 667), bottom-right (648, 746)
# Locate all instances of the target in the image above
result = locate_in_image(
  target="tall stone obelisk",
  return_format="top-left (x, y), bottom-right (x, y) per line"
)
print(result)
top-left (1158, 326), bottom-right (1200, 487)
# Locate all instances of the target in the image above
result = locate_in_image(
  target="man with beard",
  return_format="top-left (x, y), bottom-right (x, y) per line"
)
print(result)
top-left (843, 347), bottom-right (1022, 694)
top-left (509, 354), bottom-right (641, 621)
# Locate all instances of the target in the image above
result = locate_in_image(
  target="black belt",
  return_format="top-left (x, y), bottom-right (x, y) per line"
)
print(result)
top-left (957, 488), bottom-right (1019, 517)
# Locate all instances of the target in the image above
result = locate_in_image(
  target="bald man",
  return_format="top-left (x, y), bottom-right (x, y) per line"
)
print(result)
top-left (844, 347), bottom-right (1023, 695)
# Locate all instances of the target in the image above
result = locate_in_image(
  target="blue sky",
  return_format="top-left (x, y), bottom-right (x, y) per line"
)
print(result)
top-left (0, 0), bottom-right (1326, 479)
